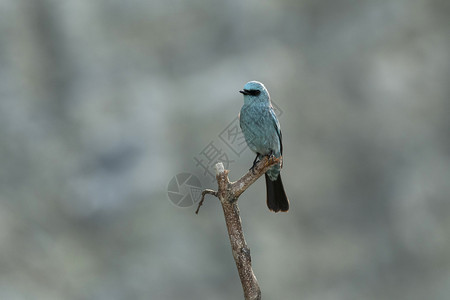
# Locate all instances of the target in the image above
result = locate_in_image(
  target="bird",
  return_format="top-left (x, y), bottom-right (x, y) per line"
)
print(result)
top-left (239, 81), bottom-right (289, 212)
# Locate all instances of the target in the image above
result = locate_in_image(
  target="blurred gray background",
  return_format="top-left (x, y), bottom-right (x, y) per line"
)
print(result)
top-left (1, 0), bottom-right (449, 299)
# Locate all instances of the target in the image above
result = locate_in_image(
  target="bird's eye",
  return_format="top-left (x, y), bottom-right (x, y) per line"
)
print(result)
top-left (249, 90), bottom-right (261, 96)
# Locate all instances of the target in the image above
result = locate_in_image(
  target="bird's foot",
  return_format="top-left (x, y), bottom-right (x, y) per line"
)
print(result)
top-left (266, 150), bottom-right (275, 163)
top-left (249, 153), bottom-right (260, 175)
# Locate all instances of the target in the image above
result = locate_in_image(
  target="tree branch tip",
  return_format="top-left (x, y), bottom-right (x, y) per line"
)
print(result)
top-left (214, 162), bottom-right (225, 175)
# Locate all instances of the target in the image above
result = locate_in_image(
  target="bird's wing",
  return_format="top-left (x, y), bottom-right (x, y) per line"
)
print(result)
top-left (269, 107), bottom-right (283, 156)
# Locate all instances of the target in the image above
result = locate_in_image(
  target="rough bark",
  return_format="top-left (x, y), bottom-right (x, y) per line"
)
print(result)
top-left (196, 156), bottom-right (282, 300)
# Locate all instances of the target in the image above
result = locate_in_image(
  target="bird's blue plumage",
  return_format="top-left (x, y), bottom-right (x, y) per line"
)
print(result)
top-left (239, 81), bottom-right (289, 212)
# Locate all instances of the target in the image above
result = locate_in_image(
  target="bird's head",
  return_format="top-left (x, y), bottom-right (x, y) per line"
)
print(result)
top-left (239, 81), bottom-right (270, 104)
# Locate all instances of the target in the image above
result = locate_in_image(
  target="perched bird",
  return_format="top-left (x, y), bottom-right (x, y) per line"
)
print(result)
top-left (239, 81), bottom-right (289, 212)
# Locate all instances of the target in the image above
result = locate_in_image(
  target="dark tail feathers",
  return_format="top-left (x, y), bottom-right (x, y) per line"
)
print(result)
top-left (265, 173), bottom-right (289, 212)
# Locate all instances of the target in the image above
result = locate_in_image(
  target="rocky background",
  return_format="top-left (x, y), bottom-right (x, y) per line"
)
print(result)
top-left (0, 0), bottom-right (449, 299)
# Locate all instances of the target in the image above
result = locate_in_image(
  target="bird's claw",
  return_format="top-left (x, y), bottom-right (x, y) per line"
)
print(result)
top-left (267, 151), bottom-right (275, 163)
top-left (249, 162), bottom-right (258, 174)
top-left (249, 153), bottom-right (260, 174)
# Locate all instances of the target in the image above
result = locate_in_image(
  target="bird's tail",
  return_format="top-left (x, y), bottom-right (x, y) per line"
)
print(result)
top-left (265, 173), bottom-right (289, 212)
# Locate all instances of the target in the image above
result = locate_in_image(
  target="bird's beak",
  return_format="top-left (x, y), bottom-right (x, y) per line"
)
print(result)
top-left (239, 89), bottom-right (249, 95)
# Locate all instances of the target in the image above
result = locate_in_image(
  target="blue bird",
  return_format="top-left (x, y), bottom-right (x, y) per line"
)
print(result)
top-left (239, 81), bottom-right (289, 212)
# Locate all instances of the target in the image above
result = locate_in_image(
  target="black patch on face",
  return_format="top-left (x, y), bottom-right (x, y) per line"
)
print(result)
top-left (240, 89), bottom-right (261, 96)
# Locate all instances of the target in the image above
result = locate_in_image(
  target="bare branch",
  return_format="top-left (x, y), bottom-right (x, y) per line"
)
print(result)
top-left (230, 156), bottom-right (281, 198)
top-left (196, 155), bottom-right (281, 300)
top-left (195, 189), bottom-right (217, 214)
